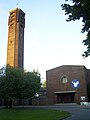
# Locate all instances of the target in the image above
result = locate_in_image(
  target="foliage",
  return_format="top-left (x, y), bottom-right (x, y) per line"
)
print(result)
top-left (0, 66), bottom-right (5, 77)
top-left (0, 109), bottom-right (71, 120)
top-left (61, 0), bottom-right (90, 57)
top-left (22, 70), bottom-right (41, 98)
top-left (0, 66), bottom-right (41, 108)
top-left (42, 80), bottom-right (46, 88)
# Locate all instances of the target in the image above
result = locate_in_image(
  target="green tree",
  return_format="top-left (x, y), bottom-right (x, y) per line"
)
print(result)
top-left (22, 70), bottom-right (41, 98)
top-left (0, 67), bottom-right (24, 108)
top-left (42, 80), bottom-right (46, 88)
top-left (61, 0), bottom-right (90, 57)
top-left (0, 66), bottom-right (41, 108)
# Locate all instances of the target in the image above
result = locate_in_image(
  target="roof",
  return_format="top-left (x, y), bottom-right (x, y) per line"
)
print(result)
top-left (46, 65), bottom-right (87, 72)
top-left (54, 91), bottom-right (76, 94)
top-left (9, 8), bottom-right (25, 15)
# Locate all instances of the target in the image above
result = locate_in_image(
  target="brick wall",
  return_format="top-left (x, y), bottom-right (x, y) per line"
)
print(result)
top-left (46, 65), bottom-right (89, 104)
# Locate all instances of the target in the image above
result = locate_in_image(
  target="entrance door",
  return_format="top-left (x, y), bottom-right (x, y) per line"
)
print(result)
top-left (57, 93), bottom-right (75, 103)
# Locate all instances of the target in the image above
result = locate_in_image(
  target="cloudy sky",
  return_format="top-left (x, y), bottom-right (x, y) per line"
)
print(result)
top-left (0, 0), bottom-right (90, 81)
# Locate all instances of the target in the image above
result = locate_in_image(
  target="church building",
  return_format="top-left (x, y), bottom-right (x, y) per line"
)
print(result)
top-left (46, 65), bottom-right (90, 104)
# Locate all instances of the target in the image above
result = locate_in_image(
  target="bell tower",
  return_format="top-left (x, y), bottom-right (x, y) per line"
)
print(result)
top-left (7, 8), bottom-right (25, 69)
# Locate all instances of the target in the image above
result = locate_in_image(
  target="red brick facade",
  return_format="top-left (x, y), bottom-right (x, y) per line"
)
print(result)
top-left (46, 65), bottom-right (90, 104)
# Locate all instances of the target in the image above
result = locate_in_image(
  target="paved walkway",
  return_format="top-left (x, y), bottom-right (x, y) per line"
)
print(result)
top-left (51, 104), bottom-right (90, 120)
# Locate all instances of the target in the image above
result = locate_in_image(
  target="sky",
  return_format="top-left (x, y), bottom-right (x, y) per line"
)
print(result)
top-left (0, 0), bottom-right (90, 81)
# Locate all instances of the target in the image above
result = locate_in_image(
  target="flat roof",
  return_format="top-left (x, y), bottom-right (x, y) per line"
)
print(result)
top-left (9, 8), bottom-right (25, 15)
top-left (46, 65), bottom-right (87, 72)
top-left (54, 91), bottom-right (76, 94)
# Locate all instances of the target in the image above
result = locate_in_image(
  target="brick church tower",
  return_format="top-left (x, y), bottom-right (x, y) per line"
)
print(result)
top-left (7, 8), bottom-right (25, 69)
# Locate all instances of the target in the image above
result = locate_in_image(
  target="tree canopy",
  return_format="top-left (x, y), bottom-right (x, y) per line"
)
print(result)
top-left (61, 0), bottom-right (90, 57)
top-left (0, 66), bottom-right (41, 108)
top-left (42, 80), bottom-right (46, 88)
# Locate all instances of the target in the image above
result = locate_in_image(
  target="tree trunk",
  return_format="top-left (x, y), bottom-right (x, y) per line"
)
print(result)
top-left (9, 98), bottom-right (13, 108)
top-left (5, 98), bottom-right (8, 108)
top-left (5, 98), bottom-right (13, 108)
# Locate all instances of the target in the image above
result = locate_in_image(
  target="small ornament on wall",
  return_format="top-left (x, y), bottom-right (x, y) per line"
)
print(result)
top-left (71, 79), bottom-right (80, 89)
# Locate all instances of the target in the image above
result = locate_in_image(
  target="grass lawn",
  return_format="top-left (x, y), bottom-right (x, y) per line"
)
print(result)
top-left (0, 108), bottom-right (71, 120)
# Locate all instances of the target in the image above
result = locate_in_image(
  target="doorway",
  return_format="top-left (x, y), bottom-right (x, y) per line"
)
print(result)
top-left (57, 93), bottom-right (75, 103)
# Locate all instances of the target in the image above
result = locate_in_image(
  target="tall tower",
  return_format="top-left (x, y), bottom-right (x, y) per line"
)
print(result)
top-left (7, 8), bottom-right (25, 69)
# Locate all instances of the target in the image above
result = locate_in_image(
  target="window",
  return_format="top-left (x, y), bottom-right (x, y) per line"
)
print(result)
top-left (61, 76), bottom-right (68, 83)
